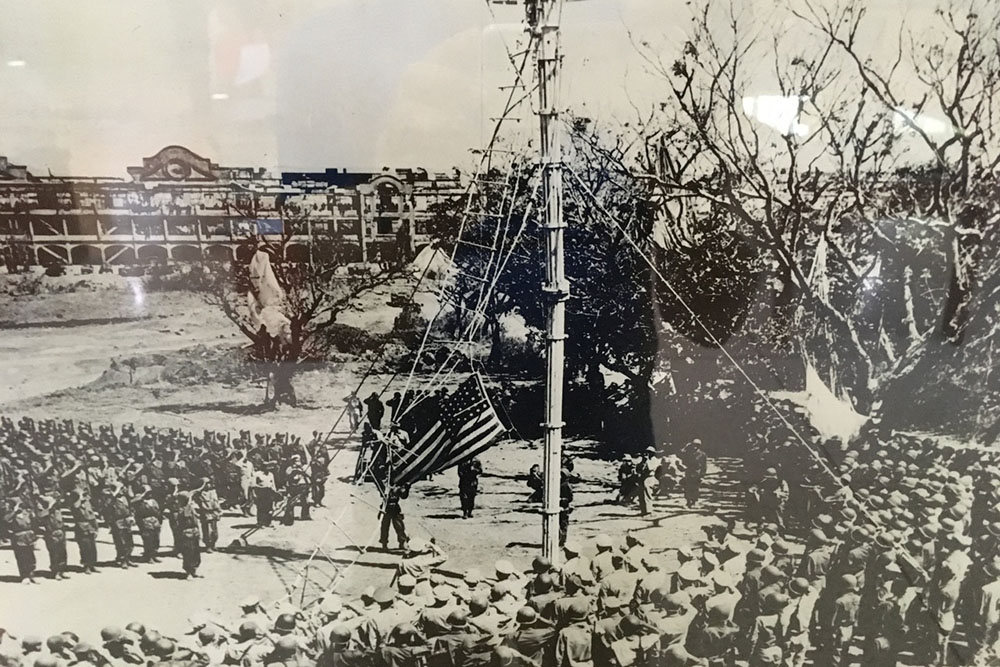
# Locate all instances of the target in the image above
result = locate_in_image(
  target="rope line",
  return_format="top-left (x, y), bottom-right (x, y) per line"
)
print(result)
top-left (397, 28), bottom-right (538, 404)
top-left (564, 167), bottom-right (855, 492)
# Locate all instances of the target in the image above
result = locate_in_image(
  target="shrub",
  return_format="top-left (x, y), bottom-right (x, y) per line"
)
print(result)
top-left (143, 265), bottom-right (213, 292)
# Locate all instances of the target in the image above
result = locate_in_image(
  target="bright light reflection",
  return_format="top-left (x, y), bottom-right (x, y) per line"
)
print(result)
top-left (742, 95), bottom-right (810, 137)
top-left (211, 92), bottom-right (229, 101)
top-left (892, 107), bottom-right (951, 137)
top-left (6, 60), bottom-right (26, 68)
top-left (131, 281), bottom-right (145, 306)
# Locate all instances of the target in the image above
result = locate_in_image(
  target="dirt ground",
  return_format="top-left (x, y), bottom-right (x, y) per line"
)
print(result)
top-left (0, 275), bottom-right (742, 641)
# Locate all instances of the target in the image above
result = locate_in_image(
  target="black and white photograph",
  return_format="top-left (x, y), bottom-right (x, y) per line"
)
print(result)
top-left (1, 0), bottom-right (999, 665)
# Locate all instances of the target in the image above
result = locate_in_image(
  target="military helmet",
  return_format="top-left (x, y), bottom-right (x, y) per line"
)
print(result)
top-left (273, 613), bottom-right (297, 633)
top-left (237, 621), bottom-right (261, 642)
top-left (273, 636), bottom-right (298, 657)
top-left (100, 626), bottom-right (124, 643)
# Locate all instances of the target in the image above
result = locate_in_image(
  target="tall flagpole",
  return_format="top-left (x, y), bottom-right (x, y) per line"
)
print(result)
top-left (530, 0), bottom-right (567, 564)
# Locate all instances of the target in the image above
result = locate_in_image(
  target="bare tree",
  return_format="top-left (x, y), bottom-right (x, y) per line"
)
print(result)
top-left (630, 0), bottom-right (1000, 413)
top-left (204, 194), bottom-right (398, 408)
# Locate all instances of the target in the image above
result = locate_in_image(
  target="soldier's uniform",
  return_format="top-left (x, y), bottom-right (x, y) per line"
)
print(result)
top-left (591, 537), bottom-right (617, 583)
top-left (681, 441), bottom-right (707, 508)
top-left (967, 557), bottom-right (1000, 655)
top-left (173, 494), bottom-right (202, 578)
top-left (430, 612), bottom-right (488, 667)
top-left (457, 458), bottom-right (482, 519)
top-left (133, 492), bottom-right (163, 562)
top-left (103, 487), bottom-right (135, 567)
top-left (748, 593), bottom-right (786, 667)
top-left (635, 452), bottom-right (656, 517)
top-left (70, 494), bottom-right (100, 573)
top-left (418, 590), bottom-right (458, 640)
top-left (503, 608), bottom-right (556, 666)
top-left (685, 600), bottom-right (739, 667)
top-left (554, 601), bottom-right (592, 667)
top-left (379, 485), bottom-right (409, 551)
top-left (195, 483), bottom-right (222, 551)
top-left (283, 460), bottom-right (311, 524)
top-left (733, 550), bottom-right (766, 638)
top-left (36, 496), bottom-right (68, 579)
top-left (162, 481), bottom-right (184, 553)
top-left (859, 580), bottom-right (907, 667)
top-left (309, 445), bottom-right (330, 507)
top-left (6, 501), bottom-right (37, 582)
top-left (815, 575), bottom-right (859, 667)
top-left (757, 469), bottom-right (789, 530)
top-left (778, 579), bottom-right (816, 667)
top-left (254, 468), bottom-right (278, 527)
top-left (559, 468), bottom-right (577, 546)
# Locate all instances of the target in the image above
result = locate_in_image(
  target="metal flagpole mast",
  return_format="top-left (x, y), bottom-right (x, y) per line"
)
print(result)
top-left (529, 0), bottom-right (567, 564)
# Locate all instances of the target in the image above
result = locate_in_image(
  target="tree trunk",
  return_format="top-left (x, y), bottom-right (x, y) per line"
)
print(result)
top-left (486, 316), bottom-right (503, 369)
top-left (940, 208), bottom-right (987, 345)
top-left (939, 233), bottom-right (974, 344)
top-left (271, 363), bottom-right (298, 407)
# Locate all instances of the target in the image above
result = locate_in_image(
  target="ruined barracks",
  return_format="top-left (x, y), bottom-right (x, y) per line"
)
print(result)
top-left (0, 146), bottom-right (463, 267)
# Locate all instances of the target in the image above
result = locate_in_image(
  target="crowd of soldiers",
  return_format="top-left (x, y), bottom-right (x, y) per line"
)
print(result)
top-left (0, 416), bottom-right (331, 583)
top-left (616, 441), bottom-right (708, 516)
top-left (737, 427), bottom-right (1000, 665)
top-left (8, 466), bottom-right (998, 667)
top-left (5, 406), bottom-right (1000, 664)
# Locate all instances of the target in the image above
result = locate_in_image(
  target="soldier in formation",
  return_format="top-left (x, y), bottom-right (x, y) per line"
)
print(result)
top-left (3, 418), bottom-right (1000, 666)
top-left (0, 416), bottom-right (331, 582)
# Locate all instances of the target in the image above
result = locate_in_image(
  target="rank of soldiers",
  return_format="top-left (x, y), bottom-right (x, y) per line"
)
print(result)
top-left (0, 416), bottom-right (332, 582)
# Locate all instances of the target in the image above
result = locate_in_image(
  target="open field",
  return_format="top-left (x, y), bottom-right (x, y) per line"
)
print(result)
top-left (0, 273), bottom-right (738, 639)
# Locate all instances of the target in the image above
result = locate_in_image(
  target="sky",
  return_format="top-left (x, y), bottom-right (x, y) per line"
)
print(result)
top-left (0, 0), bottom-right (938, 177)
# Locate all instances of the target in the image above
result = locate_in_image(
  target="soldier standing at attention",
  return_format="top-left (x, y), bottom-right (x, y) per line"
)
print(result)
top-left (163, 478), bottom-right (184, 555)
top-left (67, 490), bottom-right (100, 574)
top-left (681, 439), bottom-right (708, 508)
top-left (36, 494), bottom-right (68, 579)
top-left (636, 448), bottom-right (656, 517)
top-left (133, 486), bottom-right (163, 563)
top-left (5, 497), bottom-right (37, 584)
top-left (757, 468), bottom-right (790, 530)
top-left (194, 477), bottom-right (222, 552)
top-left (253, 463), bottom-right (278, 528)
top-left (346, 393), bottom-right (362, 430)
top-left (526, 464), bottom-right (543, 503)
top-left (364, 392), bottom-right (385, 431)
top-left (102, 482), bottom-right (136, 568)
top-left (173, 491), bottom-right (203, 579)
top-left (379, 484), bottom-right (410, 552)
top-left (283, 454), bottom-right (311, 524)
top-left (309, 439), bottom-right (331, 507)
top-left (559, 461), bottom-right (580, 547)
top-left (457, 458), bottom-right (483, 519)
top-left (386, 391), bottom-right (403, 423)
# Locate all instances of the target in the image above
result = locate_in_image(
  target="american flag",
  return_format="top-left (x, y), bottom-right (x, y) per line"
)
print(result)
top-left (391, 374), bottom-right (507, 486)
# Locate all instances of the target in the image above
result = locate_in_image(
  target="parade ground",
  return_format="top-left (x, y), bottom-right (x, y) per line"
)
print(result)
top-left (0, 276), bottom-right (739, 640)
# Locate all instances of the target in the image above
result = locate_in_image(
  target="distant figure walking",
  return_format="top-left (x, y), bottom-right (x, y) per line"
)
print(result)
top-left (346, 393), bottom-right (362, 430)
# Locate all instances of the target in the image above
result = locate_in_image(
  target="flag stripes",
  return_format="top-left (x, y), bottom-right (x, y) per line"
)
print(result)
top-left (392, 374), bottom-right (506, 486)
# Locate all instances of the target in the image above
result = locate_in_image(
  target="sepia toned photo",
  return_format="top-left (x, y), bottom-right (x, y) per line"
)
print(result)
top-left (1, 1), bottom-right (999, 665)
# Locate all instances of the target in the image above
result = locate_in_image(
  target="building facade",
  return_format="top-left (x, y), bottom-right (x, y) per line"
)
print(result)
top-left (0, 146), bottom-right (463, 268)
